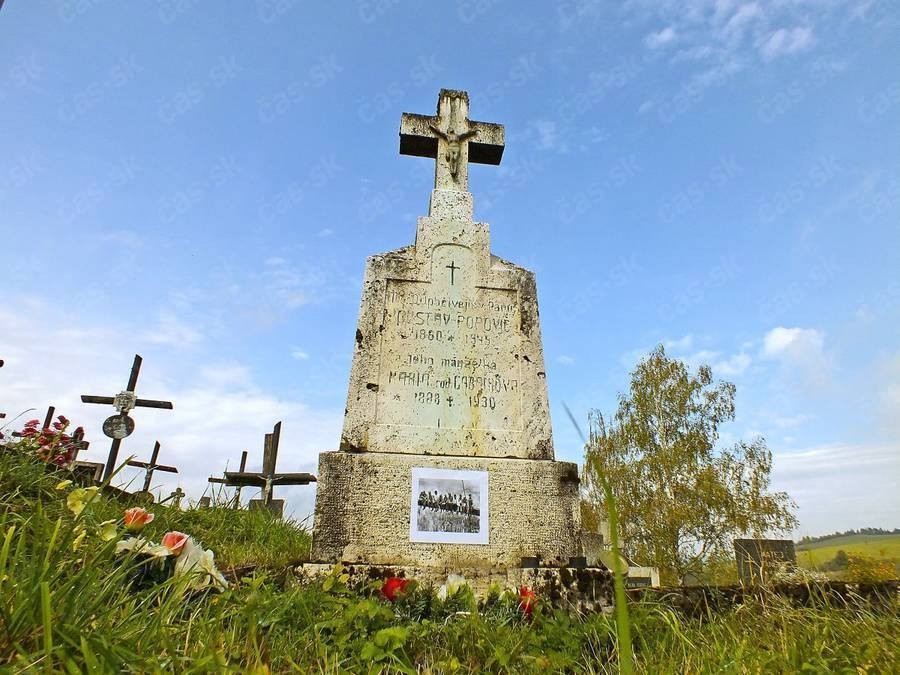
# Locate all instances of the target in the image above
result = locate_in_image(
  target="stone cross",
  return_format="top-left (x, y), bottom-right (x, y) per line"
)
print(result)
top-left (81, 354), bottom-right (174, 481)
top-left (222, 422), bottom-right (316, 517)
top-left (127, 440), bottom-right (178, 493)
top-left (207, 449), bottom-right (248, 508)
top-left (400, 89), bottom-right (504, 192)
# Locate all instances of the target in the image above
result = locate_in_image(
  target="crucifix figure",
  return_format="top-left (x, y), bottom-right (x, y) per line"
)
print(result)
top-left (207, 450), bottom-right (249, 509)
top-left (221, 422), bottom-right (316, 518)
top-left (81, 354), bottom-right (174, 481)
top-left (400, 89), bottom-right (505, 192)
top-left (127, 440), bottom-right (178, 496)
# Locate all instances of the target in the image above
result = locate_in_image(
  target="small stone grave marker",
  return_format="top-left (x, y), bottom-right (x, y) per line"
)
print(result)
top-left (734, 538), bottom-right (797, 584)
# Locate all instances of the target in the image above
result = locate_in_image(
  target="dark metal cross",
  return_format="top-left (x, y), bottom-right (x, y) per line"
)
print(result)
top-left (446, 260), bottom-right (459, 285)
top-left (207, 449), bottom-right (248, 509)
top-left (10, 405), bottom-right (56, 439)
top-left (127, 440), bottom-right (178, 494)
top-left (221, 422), bottom-right (316, 517)
top-left (81, 354), bottom-right (174, 481)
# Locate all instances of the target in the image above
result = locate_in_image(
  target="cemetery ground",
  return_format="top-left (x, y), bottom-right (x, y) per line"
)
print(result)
top-left (2, 451), bottom-right (899, 673)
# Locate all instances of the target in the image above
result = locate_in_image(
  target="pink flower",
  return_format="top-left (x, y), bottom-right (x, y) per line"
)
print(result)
top-left (123, 507), bottom-right (155, 533)
top-left (381, 577), bottom-right (412, 602)
top-left (518, 586), bottom-right (537, 617)
top-left (161, 531), bottom-right (189, 556)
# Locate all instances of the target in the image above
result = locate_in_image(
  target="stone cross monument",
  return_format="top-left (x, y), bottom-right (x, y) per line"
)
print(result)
top-left (312, 89), bottom-right (581, 574)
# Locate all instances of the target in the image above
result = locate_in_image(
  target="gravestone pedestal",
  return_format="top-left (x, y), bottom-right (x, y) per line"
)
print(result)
top-left (311, 90), bottom-right (584, 581)
top-left (313, 451), bottom-right (580, 568)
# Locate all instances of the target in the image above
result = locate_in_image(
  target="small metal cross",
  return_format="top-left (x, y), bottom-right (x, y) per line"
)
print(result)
top-left (127, 440), bottom-right (178, 493)
top-left (80, 354), bottom-right (173, 481)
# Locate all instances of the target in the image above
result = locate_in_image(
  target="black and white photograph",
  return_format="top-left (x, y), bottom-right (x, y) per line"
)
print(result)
top-left (409, 469), bottom-right (488, 545)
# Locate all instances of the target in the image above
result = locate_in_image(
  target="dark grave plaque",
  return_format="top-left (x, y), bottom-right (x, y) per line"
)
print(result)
top-left (102, 414), bottom-right (135, 439)
top-left (734, 538), bottom-right (797, 584)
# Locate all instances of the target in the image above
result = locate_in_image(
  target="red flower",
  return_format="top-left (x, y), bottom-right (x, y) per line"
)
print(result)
top-left (161, 531), bottom-right (189, 556)
top-left (57, 415), bottom-right (69, 425)
top-left (381, 577), bottom-right (411, 602)
top-left (518, 586), bottom-right (537, 617)
top-left (24, 419), bottom-right (40, 428)
top-left (124, 507), bottom-right (155, 533)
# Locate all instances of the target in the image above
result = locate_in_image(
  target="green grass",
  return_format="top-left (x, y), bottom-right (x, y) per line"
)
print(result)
top-left (1, 448), bottom-right (898, 673)
top-left (797, 534), bottom-right (900, 569)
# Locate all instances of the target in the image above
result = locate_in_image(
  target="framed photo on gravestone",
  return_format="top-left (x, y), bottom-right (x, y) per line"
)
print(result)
top-left (410, 468), bottom-right (489, 545)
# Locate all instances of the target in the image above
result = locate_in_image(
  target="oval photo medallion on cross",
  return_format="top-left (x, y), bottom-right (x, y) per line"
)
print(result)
top-left (102, 413), bottom-right (135, 439)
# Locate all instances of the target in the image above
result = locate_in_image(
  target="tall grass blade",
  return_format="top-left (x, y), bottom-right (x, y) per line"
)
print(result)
top-left (41, 580), bottom-right (53, 658)
top-left (564, 402), bottom-right (634, 675)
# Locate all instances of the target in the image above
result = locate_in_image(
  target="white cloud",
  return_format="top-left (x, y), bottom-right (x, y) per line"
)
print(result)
top-left (644, 25), bottom-right (677, 48)
top-left (759, 26), bottom-right (815, 60)
top-left (529, 119), bottom-right (567, 152)
top-left (291, 349), bottom-right (310, 361)
top-left (773, 443), bottom-right (900, 536)
top-left (762, 326), bottom-right (830, 387)
top-left (145, 311), bottom-right (204, 346)
top-left (0, 295), bottom-right (342, 523)
top-left (557, 355), bottom-right (575, 365)
top-left (772, 413), bottom-right (811, 429)
top-left (664, 334), bottom-right (694, 351)
top-left (876, 352), bottom-right (900, 436)
top-left (715, 350), bottom-right (752, 376)
top-left (318, 228), bottom-right (334, 237)
top-left (762, 326), bottom-right (823, 358)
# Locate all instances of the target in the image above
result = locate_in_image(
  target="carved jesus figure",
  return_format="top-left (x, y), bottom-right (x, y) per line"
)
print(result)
top-left (429, 124), bottom-right (476, 180)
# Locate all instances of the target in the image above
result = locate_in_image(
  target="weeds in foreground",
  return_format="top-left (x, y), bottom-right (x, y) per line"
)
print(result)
top-left (1, 446), bottom-right (898, 672)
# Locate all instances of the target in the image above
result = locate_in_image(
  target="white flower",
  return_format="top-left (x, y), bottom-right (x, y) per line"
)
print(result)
top-left (173, 537), bottom-right (228, 591)
top-left (437, 574), bottom-right (467, 601)
top-left (116, 537), bottom-right (172, 559)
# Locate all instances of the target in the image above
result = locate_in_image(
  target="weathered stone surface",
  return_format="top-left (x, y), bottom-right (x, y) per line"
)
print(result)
top-left (340, 207), bottom-right (553, 460)
top-left (311, 451), bottom-right (580, 568)
top-left (314, 89), bottom-right (574, 574)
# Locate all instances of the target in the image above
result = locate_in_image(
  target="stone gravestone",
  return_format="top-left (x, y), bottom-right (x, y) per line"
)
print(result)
top-left (311, 90), bottom-right (581, 576)
top-left (734, 538), bottom-right (797, 584)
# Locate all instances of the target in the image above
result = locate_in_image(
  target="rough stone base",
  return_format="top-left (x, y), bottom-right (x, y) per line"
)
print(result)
top-left (311, 451), bottom-right (581, 569)
top-left (295, 562), bottom-right (614, 613)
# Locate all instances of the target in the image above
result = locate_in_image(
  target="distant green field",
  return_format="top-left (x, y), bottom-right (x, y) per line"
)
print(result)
top-left (796, 534), bottom-right (900, 568)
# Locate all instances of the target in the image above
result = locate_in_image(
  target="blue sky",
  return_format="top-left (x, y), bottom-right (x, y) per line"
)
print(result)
top-left (1, 1), bottom-right (898, 537)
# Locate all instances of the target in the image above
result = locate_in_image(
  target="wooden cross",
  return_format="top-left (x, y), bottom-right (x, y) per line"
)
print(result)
top-left (207, 450), bottom-right (248, 508)
top-left (400, 89), bottom-right (504, 191)
top-left (168, 486), bottom-right (185, 508)
top-left (222, 422), bottom-right (315, 517)
top-left (70, 427), bottom-right (89, 462)
top-left (127, 440), bottom-right (178, 493)
top-left (0, 358), bottom-right (5, 419)
top-left (81, 354), bottom-right (174, 481)
top-left (9, 405), bottom-right (56, 439)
